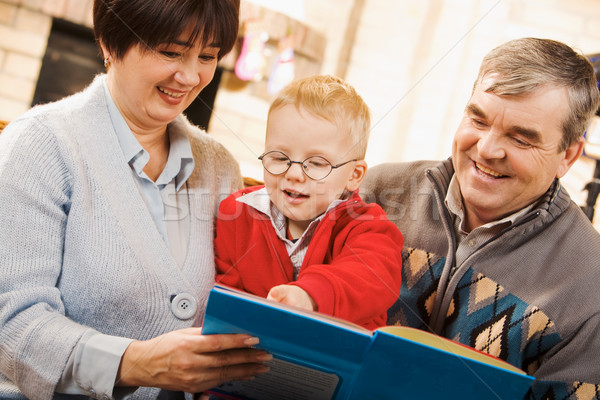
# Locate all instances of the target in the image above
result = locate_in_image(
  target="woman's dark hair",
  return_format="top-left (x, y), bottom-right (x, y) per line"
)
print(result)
top-left (93, 0), bottom-right (239, 61)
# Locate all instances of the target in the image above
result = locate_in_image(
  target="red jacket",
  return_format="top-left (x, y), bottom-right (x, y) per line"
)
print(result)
top-left (215, 186), bottom-right (403, 329)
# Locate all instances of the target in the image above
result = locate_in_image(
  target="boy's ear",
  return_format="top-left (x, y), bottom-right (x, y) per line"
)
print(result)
top-left (345, 160), bottom-right (368, 192)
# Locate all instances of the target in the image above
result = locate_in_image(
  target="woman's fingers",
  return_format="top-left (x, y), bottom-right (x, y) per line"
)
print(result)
top-left (191, 358), bottom-right (271, 391)
top-left (117, 330), bottom-right (271, 392)
top-left (194, 342), bottom-right (273, 368)
top-left (160, 345), bottom-right (272, 392)
top-left (187, 330), bottom-right (260, 353)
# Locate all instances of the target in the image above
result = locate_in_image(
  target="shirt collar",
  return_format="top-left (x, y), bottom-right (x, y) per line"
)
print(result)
top-left (158, 126), bottom-right (194, 190)
top-left (445, 175), bottom-right (533, 233)
top-left (102, 79), bottom-right (194, 191)
top-left (237, 187), bottom-right (349, 241)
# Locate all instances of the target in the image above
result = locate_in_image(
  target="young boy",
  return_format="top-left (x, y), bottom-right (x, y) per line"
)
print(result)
top-left (214, 75), bottom-right (403, 329)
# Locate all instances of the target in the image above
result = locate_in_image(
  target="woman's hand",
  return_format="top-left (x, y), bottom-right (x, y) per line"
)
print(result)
top-left (116, 328), bottom-right (271, 392)
top-left (267, 285), bottom-right (317, 311)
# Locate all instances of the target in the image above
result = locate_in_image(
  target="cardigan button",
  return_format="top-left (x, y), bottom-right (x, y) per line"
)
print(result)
top-left (170, 292), bottom-right (197, 320)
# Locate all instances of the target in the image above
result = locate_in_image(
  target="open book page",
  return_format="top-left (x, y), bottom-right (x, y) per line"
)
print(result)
top-left (377, 326), bottom-right (527, 375)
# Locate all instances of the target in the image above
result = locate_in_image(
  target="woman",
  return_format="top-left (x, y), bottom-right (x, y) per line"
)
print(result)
top-left (0, 0), bottom-right (270, 398)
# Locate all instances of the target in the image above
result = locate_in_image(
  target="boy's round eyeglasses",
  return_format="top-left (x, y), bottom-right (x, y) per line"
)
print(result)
top-left (258, 151), bottom-right (357, 181)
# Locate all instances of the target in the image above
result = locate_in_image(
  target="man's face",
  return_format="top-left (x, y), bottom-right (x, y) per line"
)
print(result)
top-left (452, 74), bottom-right (582, 231)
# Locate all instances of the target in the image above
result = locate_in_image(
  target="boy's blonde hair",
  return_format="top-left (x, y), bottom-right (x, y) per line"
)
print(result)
top-left (268, 75), bottom-right (371, 159)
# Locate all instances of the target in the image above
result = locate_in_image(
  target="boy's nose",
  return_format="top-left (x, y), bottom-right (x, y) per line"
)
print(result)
top-left (285, 162), bottom-right (306, 181)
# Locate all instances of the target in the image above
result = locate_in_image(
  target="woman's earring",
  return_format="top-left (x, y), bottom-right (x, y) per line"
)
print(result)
top-left (104, 58), bottom-right (110, 69)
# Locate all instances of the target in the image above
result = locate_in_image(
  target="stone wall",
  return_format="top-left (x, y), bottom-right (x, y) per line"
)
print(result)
top-left (0, 0), bottom-right (93, 120)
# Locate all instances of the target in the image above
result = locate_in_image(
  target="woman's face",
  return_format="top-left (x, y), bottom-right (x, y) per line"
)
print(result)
top-left (104, 25), bottom-right (220, 133)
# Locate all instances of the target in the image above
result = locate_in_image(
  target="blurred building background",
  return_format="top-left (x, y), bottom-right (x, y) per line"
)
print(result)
top-left (2, 0), bottom-right (600, 228)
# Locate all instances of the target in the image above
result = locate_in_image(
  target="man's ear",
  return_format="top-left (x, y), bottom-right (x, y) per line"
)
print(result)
top-left (345, 160), bottom-right (368, 192)
top-left (556, 137), bottom-right (584, 178)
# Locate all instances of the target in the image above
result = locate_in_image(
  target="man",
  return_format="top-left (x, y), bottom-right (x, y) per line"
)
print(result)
top-left (362, 37), bottom-right (600, 399)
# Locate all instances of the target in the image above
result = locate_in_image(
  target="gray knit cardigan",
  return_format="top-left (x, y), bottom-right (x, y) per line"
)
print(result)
top-left (0, 75), bottom-right (242, 399)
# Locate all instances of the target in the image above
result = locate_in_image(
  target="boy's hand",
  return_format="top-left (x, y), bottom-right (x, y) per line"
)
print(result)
top-left (267, 285), bottom-right (317, 311)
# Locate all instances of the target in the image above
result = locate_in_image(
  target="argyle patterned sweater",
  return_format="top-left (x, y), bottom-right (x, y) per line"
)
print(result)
top-left (361, 159), bottom-right (600, 400)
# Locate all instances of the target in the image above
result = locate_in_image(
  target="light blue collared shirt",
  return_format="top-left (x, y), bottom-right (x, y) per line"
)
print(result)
top-left (105, 82), bottom-right (195, 265)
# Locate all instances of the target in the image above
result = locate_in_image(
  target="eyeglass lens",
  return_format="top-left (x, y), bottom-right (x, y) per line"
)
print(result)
top-left (260, 151), bottom-right (333, 180)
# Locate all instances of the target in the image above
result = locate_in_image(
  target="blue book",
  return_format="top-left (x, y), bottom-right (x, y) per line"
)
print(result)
top-left (202, 284), bottom-right (535, 400)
